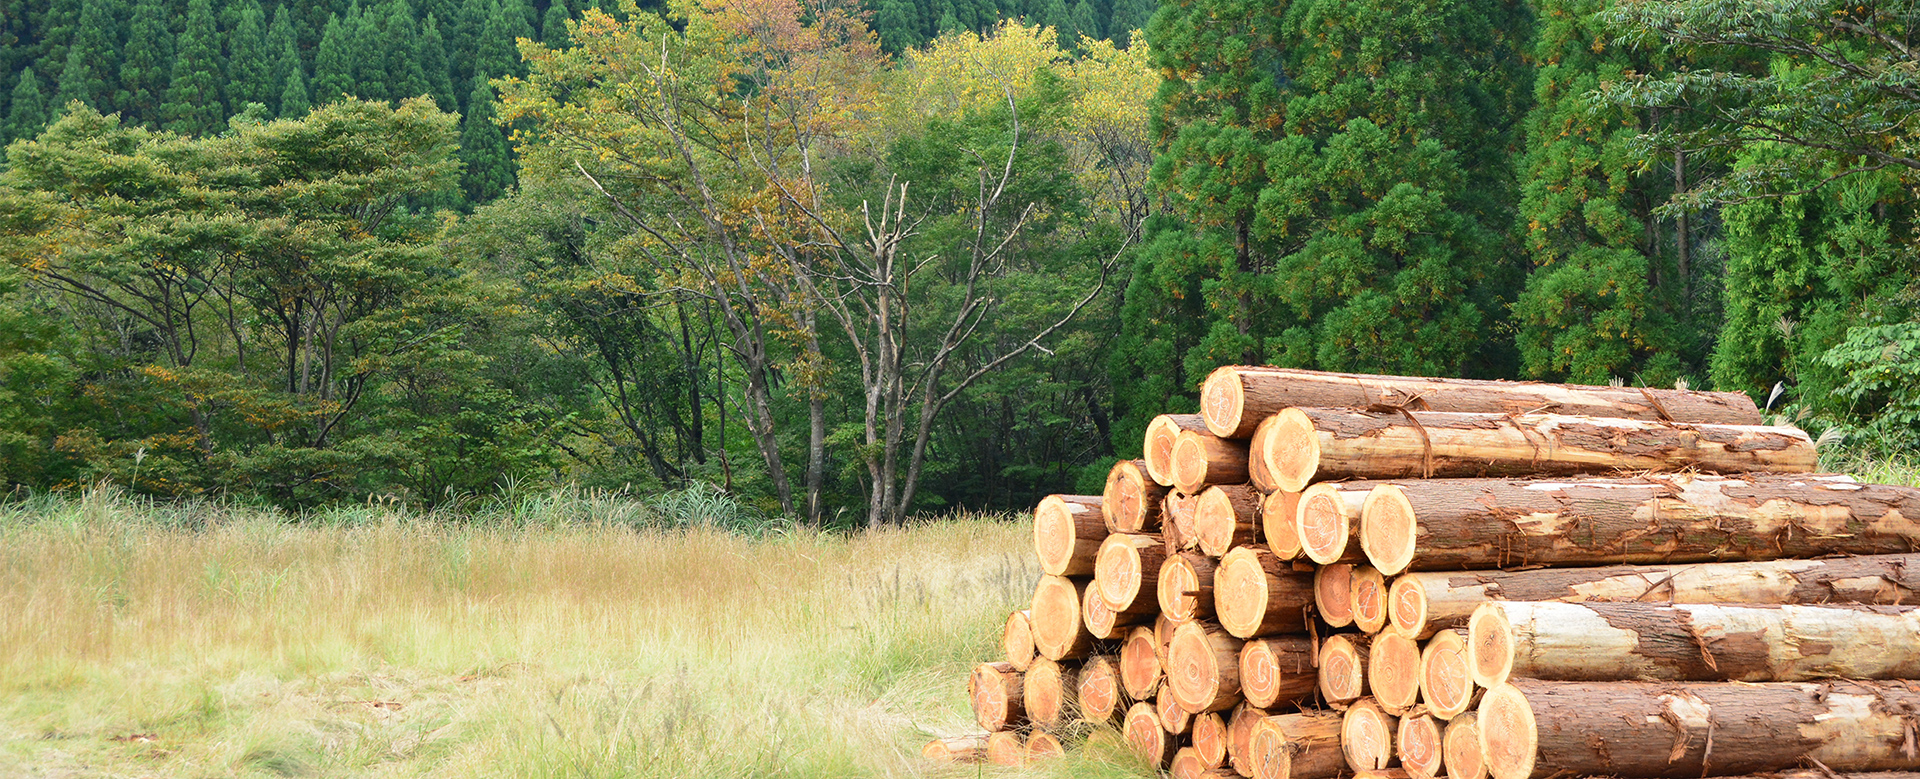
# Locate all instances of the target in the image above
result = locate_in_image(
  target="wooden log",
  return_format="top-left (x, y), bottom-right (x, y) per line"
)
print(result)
top-left (1467, 600), bottom-right (1920, 688)
top-left (1399, 713), bottom-right (1445, 779)
top-left (1030, 575), bottom-right (1096, 661)
top-left (1262, 489), bottom-right (1304, 560)
top-left (1350, 565), bottom-right (1390, 634)
top-left (1164, 490), bottom-right (1202, 553)
top-left (1125, 700), bottom-right (1178, 767)
top-left (1199, 365), bottom-right (1764, 441)
top-left (1216, 545), bottom-right (1317, 638)
top-left (1003, 609), bottom-right (1036, 671)
top-left (1175, 430), bottom-right (1253, 495)
top-left (1169, 620), bottom-right (1245, 713)
top-left (1193, 710), bottom-right (1231, 769)
top-left (1263, 407), bottom-right (1815, 494)
top-left (1120, 625), bottom-right (1162, 700)
top-left (1096, 533), bottom-right (1167, 617)
top-left (1105, 459), bottom-right (1167, 533)
top-left (1197, 484), bottom-right (1262, 557)
top-left (1249, 710), bottom-right (1346, 779)
top-left (984, 730), bottom-right (1024, 766)
top-left (1298, 481), bottom-right (1374, 565)
top-left (1082, 582), bottom-right (1126, 640)
top-left (1240, 636), bottom-right (1318, 709)
top-left (1078, 654), bottom-right (1122, 723)
top-left (1148, 414), bottom-right (1212, 487)
top-left (1360, 473), bottom-right (1920, 574)
top-left (1155, 612), bottom-right (1184, 663)
top-left (1368, 632), bottom-right (1423, 715)
top-left (1173, 747), bottom-right (1210, 779)
top-left (1315, 563), bottom-right (1357, 629)
top-left (1251, 414), bottom-right (1284, 492)
top-left (1319, 633), bottom-right (1370, 706)
top-left (1343, 698), bottom-right (1399, 771)
top-left (1228, 702), bottom-right (1274, 776)
top-left (1442, 714), bottom-right (1485, 779)
top-left (1025, 657), bottom-right (1077, 730)
top-left (1479, 679), bottom-right (1920, 779)
top-left (923, 734), bottom-right (989, 762)
top-left (1025, 730), bottom-right (1065, 759)
top-left (1419, 629), bottom-right (1477, 720)
top-left (1160, 551), bottom-right (1219, 622)
top-left (969, 661), bottom-right (1024, 731)
top-left (1035, 494), bottom-right (1109, 576)
top-left (1157, 681), bottom-right (1194, 734)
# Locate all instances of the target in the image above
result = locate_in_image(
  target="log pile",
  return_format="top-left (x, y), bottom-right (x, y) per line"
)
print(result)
top-left (927, 366), bottom-right (1920, 779)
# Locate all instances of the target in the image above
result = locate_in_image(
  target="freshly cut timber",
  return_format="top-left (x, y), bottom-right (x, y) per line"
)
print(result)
top-left (1262, 489), bottom-right (1304, 559)
top-left (1192, 711), bottom-right (1230, 769)
top-left (1164, 491), bottom-right (1202, 552)
top-left (1174, 430), bottom-right (1253, 495)
top-left (1025, 657), bottom-right (1077, 730)
top-left (1199, 365), bottom-right (1763, 440)
top-left (985, 730), bottom-right (1024, 766)
top-left (1147, 414), bottom-right (1212, 487)
top-left (1082, 583), bottom-right (1125, 640)
top-left (1319, 634), bottom-right (1371, 705)
top-left (969, 661), bottom-right (1024, 731)
top-left (1386, 552), bottom-right (1920, 640)
top-left (1262, 407), bottom-right (1815, 493)
top-left (1034, 494), bottom-right (1108, 576)
top-left (1227, 703), bottom-right (1275, 775)
top-left (1240, 636), bottom-right (1317, 708)
top-left (1168, 621), bottom-right (1245, 713)
top-left (1350, 565), bottom-right (1390, 634)
top-left (1398, 713), bottom-right (1445, 779)
top-left (1315, 563), bottom-right (1357, 629)
top-left (1368, 633), bottom-right (1423, 715)
top-left (1343, 698), bottom-right (1400, 771)
top-left (923, 734), bottom-right (989, 762)
top-left (1249, 710), bottom-right (1346, 779)
top-left (1420, 629), bottom-right (1477, 720)
top-left (1125, 701), bottom-right (1177, 767)
top-left (1104, 459), bottom-right (1166, 533)
top-left (1031, 575), bottom-right (1096, 660)
top-left (1120, 625), bottom-right (1163, 700)
top-left (1172, 747), bottom-right (1208, 779)
top-left (1215, 546), bottom-right (1317, 638)
top-left (1479, 679), bottom-right (1920, 779)
top-left (1359, 474), bottom-right (1920, 574)
top-left (1003, 609), bottom-right (1036, 670)
top-left (1157, 682), bottom-right (1194, 734)
top-left (1298, 481), bottom-right (1374, 564)
top-left (1442, 714), bottom-right (1485, 779)
top-left (1078, 655), bottom-right (1122, 723)
top-left (1467, 600), bottom-right (1920, 688)
top-left (1025, 731), bottom-right (1065, 759)
top-left (1250, 415), bottom-right (1284, 491)
top-left (1196, 484), bottom-right (1261, 557)
top-left (1159, 551), bottom-right (1219, 621)
top-left (1154, 612), bottom-right (1184, 663)
top-left (1096, 533), bottom-right (1166, 617)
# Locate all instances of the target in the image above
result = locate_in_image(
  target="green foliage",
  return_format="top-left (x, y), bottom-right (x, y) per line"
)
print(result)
top-left (52, 0), bottom-right (119, 111)
top-left (382, 0), bottom-right (430, 102)
top-left (1820, 322), bottom-right (1920, 454)
top-left (459, 76), bottom-right (514, 204)
top-left (420, 14), bottom-right (459, 110)
top-left (4, 66), bottom-right (47, 144)
top-left (541, 1), bottom-right (571, 46)
top-left (311, 13), bottom-right (356, 104)
top-left (226, 0), bottom-right (273, 110)
top-left (114, 0), bottom-right (171, 125)
top-left (161, 0), bottom-right (225, 134)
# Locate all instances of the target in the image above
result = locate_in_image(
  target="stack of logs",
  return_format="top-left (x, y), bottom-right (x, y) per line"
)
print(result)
top-left (927, 366), bottom-right (1920, 779)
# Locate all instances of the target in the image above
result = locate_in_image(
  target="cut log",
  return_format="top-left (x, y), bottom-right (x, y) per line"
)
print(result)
top-left (969, 661), bottom-right (1024, 731)
top-left (923, 734), bottom-right (989, 762)
top-left (1097, 533), bottom-right (1167, 617)
top-left (1105, 459), bottom-right (1167, 533)
top-left (1367, 632), bottom-right (1423, 715)
top-left (1298, 481), bottom-right (1375, 565)
top-left (1025, 657), bottom-right (1077, 730)
top-left (1148, 414), bottom-right (1212, 487)
top-left (1174, 430), bottom-right (1253, 494)
top-left (1169, 620), bottom-right (1245, 713)
top-left (1228, 702), bottom-right (1275, 776)
top-left (1025, 731), bottom-right (1065, 759)
top-left (1343, 698), bottom-right (1399, 771)
top-left (1240, 636), bottom-right (1318, 709)
top-left (1359, 473), bottom-right (1920, 574)
top-left (1249, 710), bottom-right (1346, 779)
top-left (1251, 414), bottom-right (1284, 492)
top-left (1479, 679), bottom-right (1920, 779)
top-left (1157, 681), bottom-right (1194, 734)
top-left (1350, 565), bottom-right (1390, 634)
top-left (1442, 714), bottom-right (1485, 779)
top-left (1399, 713), bottom-right (1445, 779)
top-left (1216, 545), bottom-right (1317, 638)
top-left (1315, 563), bottom-right (1357, 629)
top-left (1165, 490), bottom-right (1203, 552)
top-left (1078, 654), bottom-right (1122, 723)
top-left (1082, 582), bottom-right (1125, 640)
top-left (1003, 609), bottom-right (1036, 671)
top-left (985, 730), bottom-right (1025, 766)
top-left (1419, 629), bottom-right (1477, 720)
top-left (1173, 747), bottom-right (1209, 779)
top-left (1031, 575), bottom-right (1096, 661)
top-left (1160, 551), bottom-right (1219, 621)
top-left (1319, 633), bottom-right (1371, 706)
top-left (1193, 710), bottom-right (1231, 768)
top-left (1262, 489), bottom-right (1304, 560)
top-left (1120, 625), bottom-right (1163, 700)
top-left (1035, 494), bottom-right (1109, 576)
top-left (1125, 700), bottom-right (1178, 767)
top-left (1264, 407), bottom-right (1815, 494)
top-left (1155, 612), bottom-right (1184, 663)
top-left (1199, 365), bottom-right (1763, 441)
top-left (1467, 600), bottom-right (1920, 688)
top-left (1197, 484), bottom-right (1262, 557)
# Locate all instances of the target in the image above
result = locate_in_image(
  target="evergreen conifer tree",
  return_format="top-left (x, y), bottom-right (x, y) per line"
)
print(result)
top-left (266, 4), bottom-right (299, 113)
top-left (162, 0), bottom-right (226, 134)
top-left (116, 0), bottom-right (173, 125)
top-left (311, 13), bottom-right (356, 104)
top-left (874, 0), bottom-right (923, 53)
top-left (419, 14), bottom-right (457, 110)
top-left (1108, 0), bottom-right (1152, 46)
top-left (1040, 0), bottom-right (1071, 47)
top-left (35, 0), bottom-right (84, 84)
top-left (348, 3), bottom-right (390, 102)
top-left (278, 63), bottom-right (309, 115)
top-left (504, 0), bottom-right (536, 39)
top-left (1066, 0), bottom-right (1098, 45)
top-left (382, 0), bottom-right (427, 102)
top-left (458, 75), bottom-right (513, 203)
top-left (4, 65), bottom-right (48, 144)
top-left (474, 0), bottom-right (523, 80)
top-left (226, 0), bottom-right (274, 109)
top-left (54, 0), bottom-right (122, 111)
top-left (450, 0), bottom-right (487, 96)
top-left (541, 1), bottom-right (570, 47)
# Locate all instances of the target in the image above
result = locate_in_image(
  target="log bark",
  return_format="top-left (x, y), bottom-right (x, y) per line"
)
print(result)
top-left (985, 730), bottom-right (1025, 766)
top-left (1035, 494), bottom-right (1109, 576)
top-left (1442, 713), bottom-right (1485, 779)
top-left (969, 661), bottom-right (1025, 731)
top-left (1199, 365), bottom-right (1763, 441)
top-left (1216, 545), bottom-right (1317, 638)
top-left (1025, 731), bottom-right (1066, 759)
top-left (1420, 629), bottom-right (1477, 720)
top-left (1249, 710), bottom-right (1346, 779)
top-left (1158, 681), bottom-right (1195, 734)
top-left (1351, 565), bottom-right (1390, 634)
top-left (1121, 625), bottom-right (1163, 700)
top-left (1097, 533), bottom-right (1167, 617)
top-left (1165, 490), bottom-right (1202, 553)
top-left (1105, 459), bottom-right (1166, 533)
top-left (1229, 702), bottom-right (1275, 776)
top-left (1175, 430), bottom-right (1253, 495)
top-left (1197, 484), bottom-right (1262, 557)
top-left (1479, 679), bottom-right (1920, 779)
top-left (1003, 609), bottom-right (1036, 671)
top-left (1316, 563), bottom-right (1357, 629)
top-left (1193, 711), bottom-right (1231, 768)
top-left (1148, 414), bottom-right (1212, 487)
top-left (1241, 636), bottom-right (1318, 709)
top-left (1169, 620), bottom-right (1245, 713)
top-left (1299, 481), bottom-right (1375, 565)
top-left (1078, 654), bottom-right (1122, 723)
top-left (1031, 575), bottom-right (1096, 661)
top-left (1368, 632), bottom-right (1423, 715)
top-left (1344, 698), bottom-right (1400, 771)
top-left (1025, 657), bottom-right (1077, 730)
top-left (1263, 489), bottom-right (1304, 560)
top-left (1264, 407), bottom-right (1815, 494)
top-left (1360, 474), bottom-right (1920, 574)
top-left (1467, 600), bottom-right (1920, 688)
top-left (1386, 552), bottom-right (1920, 641)
top-left (1399, 713), bottom-right (1445, 779)
top-left (1125, 700), bottom-right (1177, 767)
top-left (1319, 633), bottom-right (1371, 706)
top-left (1160, 551), bottom-right (1219, 622)
top-left (1251, 414), bottom-right (1284, 491)
top-left (923, 734), bottom-right (989, 762)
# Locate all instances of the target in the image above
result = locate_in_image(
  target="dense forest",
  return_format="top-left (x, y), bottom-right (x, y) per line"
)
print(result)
top-left (0, 0), bottom-right (1914, 524)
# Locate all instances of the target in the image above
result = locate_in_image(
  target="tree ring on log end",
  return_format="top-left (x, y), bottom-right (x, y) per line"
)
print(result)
top-left (1262, 489), bottom-right (1303, 559)
top-left (1315, 563), bottom-right (1356, 628)
top-left (1342, 700), bottom-right (1398, 771)
top-left (1362, 484), bottom-right (1418, 575)
top-left (1351, 566), bottom-right (1389, 634)
top-left (1466, 604), bottom-right (1514, 689)
top-left (1398, 713), bottom-right (1444, 779)
top-left (1299, 483), bottom-right (1356, 565)
top-left (1420, 629), bottom-right (1475, 720)
top-left (1388, 576), bottom-right (1428, 640)
top-left (1267, 406), bottom-right (1320, 493)
top-left (1476, 684), bottom-right (1535, 779)
top-left (1442, 714), bottom-right (1486, 779)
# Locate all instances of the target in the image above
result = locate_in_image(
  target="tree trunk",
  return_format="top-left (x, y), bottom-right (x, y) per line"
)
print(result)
top-left (1174, 430), bottom-right (1252, 494)
top-left (1196, 484), bottom-right (1261, 557)
top-left (1361, 474), bottom-right (1918, 574)
top-left (1468, 601), bottom-right (1920, 688)
top-left (1443, 713), bottom-right (1485, 779)
top-left (1125, 701), bottom-right (1178, 767)
top-left (1399, 713), bottom-right (1445, 779)
top-left (1215, 546), bottom-right (1317, 638)
top-left (1316, 563), bottom-right (1357, 629)
top-left (1319, 634), bottom-right (1371, 706)
top-left (969, 661), bottom-right (1024, 732)
top-left (1344, 698), bottom-right (1400, 771)
top-left (1479, 679), bottom-right (1920, 779)
top-left (1264, 489), bottom-right (1304, 559)
top-left (1003, 609), bottom-right (1036, 671)
top-left (1299, 481), bottom-right (1375, 565)
top-left (1201, 365), bottom-right (1762, 440)
top-left (1249, 710), bottom-right (1346, 779)
top-left (1350, 565), bottom-right (1389, 634)
top-left (1096, 533), bottom-right (1167, 618)
top-left (1104, 459), bottom-right (1166, 533)
top-left (985, 730), bottom-right (1024, 766)
top-left (1025, 657), bottom-right (1077, 730)
top-left (1264, 407), bottom-right (1814, 494)
top-left (1030, 575), bottom-right (1096, 661)
top-left (1368, 632), bottom-right (1423, 715)
top-left (1420, 629), bottom-right (1478, 720)
top-left (1159, 551), bottom-right (1219, 622)
top-left (1168, 620), bottom-right (1244, 713)
top-left (1121, 625), bottom-right (1162, 700)
top-left (923, 734), bottom-right (989, 762)
top-left (1147, 414), bottom-right (1211, 487)
top-left (1078, 654), bottom-right (1122, 723)
top-left (1240, 636), bottom-right (1318, 709)
top-left (1034, 494), bottom-right (1109, 576)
